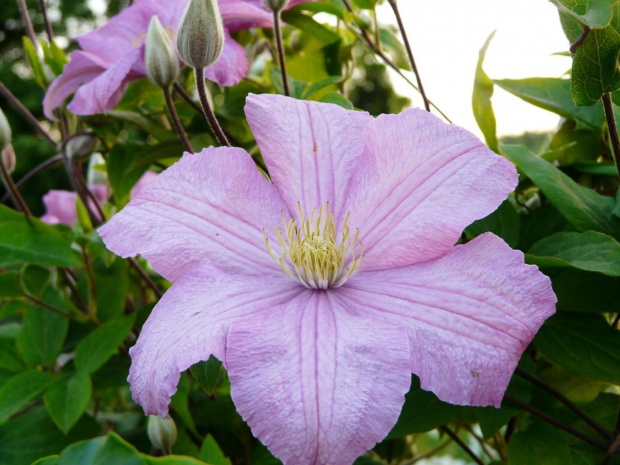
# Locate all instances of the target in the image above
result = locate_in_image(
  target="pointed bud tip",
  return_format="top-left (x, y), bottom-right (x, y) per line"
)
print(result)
top-left (262, 0), bottom-right (290, 12)
top-left (176, 0), bottom-right (225, 70)
top-left (0, 108), bottom-right (12, 152)
top-left (145, 16), bottom-right (180, 89)
top-left (1, 145), bottom-right (16, 175)
top-left (147, 415), bottom-right (178, 454)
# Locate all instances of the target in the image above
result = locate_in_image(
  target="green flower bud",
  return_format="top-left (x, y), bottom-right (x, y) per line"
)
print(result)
top-left (176, 0), bottom-right (225, 70)
top-left (262, 0), bottom-right (289, 12)
top-left (0, 107), bottom-right (12, 152)
top-left (147, 415), bottom-right (178, 454)
top-left (145, 16), bottom-right (180, 89)
top-left (64, 133), bottom-right (97, 161)
top-left (1, 145), bottom-right (16, 175)
top-left (86, 153), bottom-right (108, 186)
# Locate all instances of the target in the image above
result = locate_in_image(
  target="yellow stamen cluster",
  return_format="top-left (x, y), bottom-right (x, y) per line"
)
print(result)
top-left (264, 203), bottom-right (363, 290)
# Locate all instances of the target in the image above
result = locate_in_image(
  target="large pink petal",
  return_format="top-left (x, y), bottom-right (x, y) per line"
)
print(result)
top-left (204, 30), bottom-right (248, 86)
top-left (98, 146), bottom-right (287, 282)
top-left (245, 93), bottom-right (372, 223)
top-left (227, 291), bottom-right (411, 465)
top-left (219, 0), bottom-right (273, 30)
top-left (336, 233), bottom-right (556, 407)
top-left (346, 109), bottom-right (517, 270)
top-left (43, 51), bottom-right (109, 120)
top-left (67, 47), bottom-right (143, 115)
top-left (130, 266), bottom-right (302, 416)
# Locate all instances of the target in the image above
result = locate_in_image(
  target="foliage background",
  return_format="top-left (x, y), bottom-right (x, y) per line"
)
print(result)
top-left (0, 1), bottom-right (619, 464)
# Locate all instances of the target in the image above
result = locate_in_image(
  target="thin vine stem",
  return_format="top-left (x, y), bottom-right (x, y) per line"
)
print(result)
top-left (602, 93), bottom-right (620, 178)
top-left (38, 0), bottom-right (54, 42)
top-left (0, 147), bottom-right (32, 215)
top-left (0, 154), bottom-right (62, 203)
top-left (16, 0), bottom-right (37, 47)
top-left (515, 367), bottom-right (612, 440)
top-left (339, 0), bottom-right (451, 122)
top-left (163, 86), bottom-right (193, 153)
top-left (439, 426), bottom-right (485, 465)
top-left (387, 0), bottom-right (430, 111)
top-left (0, 81), bottom-right (57, 147)
top-left (504, 395), bottom-right (608, 450)
top-left (24, 293), bottom-right (80, 320)
top-left (193, 67), bottom-right (230, 147)
top-left (273, 9), bottom-right (290, 96)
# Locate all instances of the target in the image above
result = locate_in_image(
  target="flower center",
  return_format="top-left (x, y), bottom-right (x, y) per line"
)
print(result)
top-left (264, 203), bottom-right (363, 290)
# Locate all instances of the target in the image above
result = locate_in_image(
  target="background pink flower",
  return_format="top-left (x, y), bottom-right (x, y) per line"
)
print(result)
top-left (99, 95), bottom-right (556, 465)
top-left (43, 0), bottom-right (277, 119)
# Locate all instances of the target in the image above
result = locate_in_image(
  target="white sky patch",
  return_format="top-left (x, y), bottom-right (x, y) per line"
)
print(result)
top-left (377, 0), bottom-right (569, 138)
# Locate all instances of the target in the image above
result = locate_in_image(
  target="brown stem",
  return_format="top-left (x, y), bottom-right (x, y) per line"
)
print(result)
top-left (602, 93), bottom-right (620, 178)
top-left (569, 25), bottom-right (590, 54)
top-left (128, 257), bottom-right (162, 299)
top-left (194, 68), bottom-right (230, 147)
top-left (0, 82), bottom-right (57, 147)
top-left (24, 293), bottom-right (79, 320)
top-left (273, 10), bottom-right (290, 97)
top-left (16, 0), bottom-right (37, 47)
top-left (173, 83), bottom-right (202, 114)
top-left (439, 426), bottom-right (485, 465)
top-left (38, 0), bottom-right (54, 42)
top-left (0, 147), bottom-right (32, 215)
top-left (0, 154), bottom-right (62, 204)
top-left (339, 0), bottom-right (451, 122)
top-left (163, 87), bottom-right (193, 153)
top-left (387, 0), bottom-right (430, 111)
top-left (516, 368), bottom-right (612, 440)
top-left (504, 395), bottom-right (608, 450)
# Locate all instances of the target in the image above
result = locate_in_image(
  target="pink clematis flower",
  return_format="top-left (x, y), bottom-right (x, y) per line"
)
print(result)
top-left (42, 171), bottom-right (157, 226)
top-left (42, 0), bottom-right (283, 119)
top-left (99, 95), bottom-right (556, 465)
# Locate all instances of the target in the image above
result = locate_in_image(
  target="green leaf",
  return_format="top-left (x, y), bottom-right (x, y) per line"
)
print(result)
top-left (32, 457), bottom-right (60, 465)
top-left (508, 422), bottom-right (572, 465)
top-left (551, 0), bottom-right (617, 28)
top-left (465, 200), bottom-right (520, 248)
top-left (472, 31), bottom-right (498, 152)
top-left (74, 313), bottom-right (135, 375)
top-left (0, 370), bottom-right (52, 423)
top-left (21, 264), bottom-right (51, 297)
top-left (170, 374), bottom-right (199, 436)
top-left (387, 377), bottom-right (460, 438)
top-left (55, 433), bottom-right (144, 465)
top-left (494, 78), bottom-right (604, 129)
top-left (287, 1), bottom-right (346, 20)
top-left (0, 323), bottom-right (26, 372)
top-left (198, 435), bottom-right (232, 465)
top-left (17, 285), bottom-right (70, 368)
top-left (528, 231), bottom-right (620, 276)
top-left (93, 257), bottom-right (129, 322)
top-left (0, 271), bottom-right (23, 299)
top-left (560, 3), bottom-right (620, 105)
top-left (44, 371), bottom-right (92, 434)
top-left (552, 269), bottom-right (620, 312)
top-left (535, 312), bottom-right (620, 383)
top-left (539, 365), bottom-right (603, 404)
top-left (0, 205), bottom-right (81, 267)
top-left (502, 144), bottom-right (620, 236)
top-left (319, 92), bottom-right (354, 109)
top-left (144, 457), bottom-right (210, 465)
top-left (0, 407), bottom-right (100, 465)
top-left (190, 355), bottom-right (222, 396)
top-left (281, 11), bottom-right (340, 46)
top-left (23, 37), bottom-right (47, 86)
top-left (379, 28), bottom-right (411, 71)
top-left (304, 76), bottom-right (344, 99)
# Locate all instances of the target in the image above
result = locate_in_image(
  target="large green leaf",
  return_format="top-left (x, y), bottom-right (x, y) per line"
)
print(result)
top-left (472, 31), bottom-right (498, 152)
top-left (552, 269), bottom-right (620, 312)
top-left (0, 370), bottom-right (52, 423)
top-left (56, 433), bottom-right (143, 465)
top-left (0, 205), bottom-right (81, 267)
top-left (198, 435), bottom-right (232, 465)
top-left (528, 231), bottom-right (620, 276)
top-left (503, 144), bottom-right (620, 237)
top-left (465, 200), bottom-right (520, 248)
top-left (551, 0), bottom-right (617, 28)
top-left (508, 422), bottom-right (572, 465)
top-left (494, 78), bottom-right (604, 129)
top-left (0, 271), bottom-right (23, 299)
top-left (386, 377), bottom-right (460, 438)
top-left (74, 313), bottom-right (135, 375)
top-left (44, 371), bottom-right (92, 434)
top-left (560, 3), bottom-right (620, 105)
top-left (190, 355), bottom-right (223, 396)
top-left (17, 285), bottom-right (70, 368)
top-left (535, 312), bottom-right (620, 383)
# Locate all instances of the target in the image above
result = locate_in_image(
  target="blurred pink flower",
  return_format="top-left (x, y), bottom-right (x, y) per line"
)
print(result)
top-left (43, 0), bottom-right (284, 118)
top-left (99, 95), bottom-right (556, 465)
top-left (42, 171), bottom-right (157, 226)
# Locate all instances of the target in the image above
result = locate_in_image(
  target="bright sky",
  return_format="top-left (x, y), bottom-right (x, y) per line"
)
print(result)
top-left (378, 0), bottom-right (570, 138)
